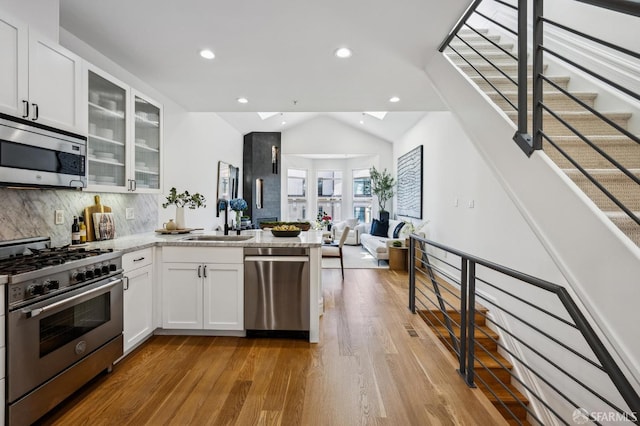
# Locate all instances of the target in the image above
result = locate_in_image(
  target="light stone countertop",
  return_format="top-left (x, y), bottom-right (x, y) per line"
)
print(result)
top-left (86, 229), bottom-right (324, 254)
top-left (0, 230), bottom-right (323, 284)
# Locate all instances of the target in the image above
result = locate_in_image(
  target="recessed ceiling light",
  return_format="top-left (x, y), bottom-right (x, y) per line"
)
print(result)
top-left (389, 96), bottom-right (400, 103)
top-left (200, 49), bottom-right (215, 60)
top-left (334, 47), bottom-right (353, 59)
top-left (237, 97), bottom-right (248, 104)
top-left (281, 121), bottom-right (286, 126)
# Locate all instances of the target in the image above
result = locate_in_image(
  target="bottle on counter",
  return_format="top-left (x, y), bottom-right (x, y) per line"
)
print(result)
top-left (71, 216), bottom-right (80, 245)
top-left (79, 216), bottom-right (87, 243)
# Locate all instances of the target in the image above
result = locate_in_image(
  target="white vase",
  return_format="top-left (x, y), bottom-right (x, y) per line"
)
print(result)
top-left (175, 206), bottom-right (186, 229)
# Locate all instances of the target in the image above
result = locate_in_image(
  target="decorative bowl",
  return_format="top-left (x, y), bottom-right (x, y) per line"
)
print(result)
top-left (271, 229), bottom-right (301, 238)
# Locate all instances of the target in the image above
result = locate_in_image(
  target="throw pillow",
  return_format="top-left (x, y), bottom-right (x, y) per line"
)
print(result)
top-left (392, 222), bottom-right (405, 238)
top-left (370, 219), bottom-right (389, 237)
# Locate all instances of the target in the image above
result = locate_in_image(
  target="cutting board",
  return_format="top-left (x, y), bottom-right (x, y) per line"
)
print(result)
top-left (84, 195), bottom-right (112, 242)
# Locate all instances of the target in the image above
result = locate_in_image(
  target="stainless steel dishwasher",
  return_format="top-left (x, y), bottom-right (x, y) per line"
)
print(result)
top-left (244, 247), bottom-right (310, 334)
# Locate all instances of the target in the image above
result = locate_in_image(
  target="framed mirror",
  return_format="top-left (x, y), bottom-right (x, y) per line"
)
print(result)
top-left (216, 161), bottom-right (239, 216)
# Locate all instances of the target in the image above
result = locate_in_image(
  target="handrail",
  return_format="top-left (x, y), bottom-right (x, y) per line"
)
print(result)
top-left (409, 235), bottom-right (640, 424)
top-left (574, 0), bottom-right (640, 17)
top-left (438, 0), bottom-right (484, 52)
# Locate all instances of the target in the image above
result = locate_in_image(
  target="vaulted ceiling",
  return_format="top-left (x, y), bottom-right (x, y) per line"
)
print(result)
top-left (59, 0), bottom-right (470, 140)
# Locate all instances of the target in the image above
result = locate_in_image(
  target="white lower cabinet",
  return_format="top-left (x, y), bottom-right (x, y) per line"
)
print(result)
top-left (122, 248), bottom-right (154, 353)
top-left (203, 264), bottom-right (244, 330)
top-left (161, 247), bottom-right (244, 331)
top-left (162, 262), bottom-right (203, 329)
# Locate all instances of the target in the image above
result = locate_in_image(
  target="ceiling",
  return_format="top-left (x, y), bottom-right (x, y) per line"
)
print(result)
top-left (59, 0), bottom-right (469, 141)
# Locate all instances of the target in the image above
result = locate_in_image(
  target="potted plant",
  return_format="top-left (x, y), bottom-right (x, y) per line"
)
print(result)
top-left (370, 166), bottom-right (396, 221)
top-left (162, 187), bottom-right (207, 229)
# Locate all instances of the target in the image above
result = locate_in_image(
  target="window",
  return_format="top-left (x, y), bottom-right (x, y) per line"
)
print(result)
top-left (287, 169), bottom-right (307, 220)
top-left (317, 170), bottom-right (342, 222)
top-left (353, 169), bottom-right (372, 223)
top-left (353, 169), bottom-right (371, 197)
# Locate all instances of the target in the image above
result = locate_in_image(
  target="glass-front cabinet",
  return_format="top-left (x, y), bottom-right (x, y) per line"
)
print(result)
top-left (132, 91), bottom-right (161, 191)
top-left (85, 65), bottom-right (162, 192)
top-left (87, 68), bottom-right (128, 190)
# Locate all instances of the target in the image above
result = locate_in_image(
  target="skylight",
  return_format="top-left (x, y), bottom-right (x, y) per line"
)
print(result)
top-left (364, 111), bottom-right (387, 120)
top-left (257, 112), bottom-right (279, 120)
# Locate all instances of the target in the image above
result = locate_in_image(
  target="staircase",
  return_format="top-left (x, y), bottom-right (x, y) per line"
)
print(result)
top-left (421, 303), bottom-right (531, 425)
top-left (446, 29), bottom-right (640, 246)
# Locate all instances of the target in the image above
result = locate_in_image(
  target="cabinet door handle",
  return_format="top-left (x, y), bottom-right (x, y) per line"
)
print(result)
top-left (197, 265), bottom-right (202, 278)
top-left (22, 100), bottom-right (29, 118)
top-left (133, 257), bottom-right (145, 262)
top-left (32, 103), bottom-right (39, 121)
top-left (123, 276), bottom-right (130, 291)
top-left (132, 179), bottom-right (137, 191)
top-left (203, 265), bottom-right (207, 278)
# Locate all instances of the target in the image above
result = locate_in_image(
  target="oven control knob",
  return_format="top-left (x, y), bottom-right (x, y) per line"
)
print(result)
top-left (31, 284), bottom-right (45, 295)
top-left (101, 265), bottom-right (110, 274)
top-left (94, 268), bottom-right (102, 277)
top-left (85, 270), bottom-right (94, 279)
top-left (109, 264), bottom-right (117, 271)
top-left (44, 280), bottom-right (59, 291)
top-left (75, 271), bottom-right (86, 282)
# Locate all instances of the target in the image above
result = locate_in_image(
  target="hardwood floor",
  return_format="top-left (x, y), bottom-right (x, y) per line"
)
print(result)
top-left (37, 268), bottom-right (506, 426)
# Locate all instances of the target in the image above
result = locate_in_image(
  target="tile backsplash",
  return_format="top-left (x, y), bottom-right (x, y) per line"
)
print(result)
top-left (0, 188), bottom-right (158, 246)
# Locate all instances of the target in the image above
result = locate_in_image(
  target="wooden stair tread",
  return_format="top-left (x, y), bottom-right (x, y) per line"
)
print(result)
top-left (430, 324), bottom-right (498, 339)
top-left (484, 382), bottom-right (529, 405)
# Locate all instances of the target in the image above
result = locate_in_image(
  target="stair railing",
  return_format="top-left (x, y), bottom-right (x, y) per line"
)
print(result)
top-left (409, 235), bottom-right (640, 425)
top-left (439, 0), bottom-right (640, 233)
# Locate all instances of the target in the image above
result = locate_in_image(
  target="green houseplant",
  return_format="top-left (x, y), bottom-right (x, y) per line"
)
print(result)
top-left (162, 187), bottom-right (207, 229)
top-left (370, 166), bottom-right (396, 219)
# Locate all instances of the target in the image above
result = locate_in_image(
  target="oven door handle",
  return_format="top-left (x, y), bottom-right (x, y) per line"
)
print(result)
top-left (23, 278), bottom-right (123, 319)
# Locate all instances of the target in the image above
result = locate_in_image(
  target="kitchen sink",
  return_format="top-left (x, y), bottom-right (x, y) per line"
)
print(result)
top-left (181, 235), bottom-right (254, 242)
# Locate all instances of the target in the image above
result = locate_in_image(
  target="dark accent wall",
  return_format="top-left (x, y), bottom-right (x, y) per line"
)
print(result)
top-left (243, 132), bottom-right (281, 226)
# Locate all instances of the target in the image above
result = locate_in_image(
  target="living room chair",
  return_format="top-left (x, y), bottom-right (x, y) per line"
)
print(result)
top-left (322, 226), bottom-right (350, 279)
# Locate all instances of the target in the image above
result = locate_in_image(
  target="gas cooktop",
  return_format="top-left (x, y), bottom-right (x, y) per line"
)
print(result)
top-left (0, 245), bottom-right (115, 275)
top-left (0, 237), bottom-right (123, 308)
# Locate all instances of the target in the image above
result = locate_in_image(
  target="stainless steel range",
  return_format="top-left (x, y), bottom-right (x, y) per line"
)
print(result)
top-left (0, 237), bottom-right (123, 425)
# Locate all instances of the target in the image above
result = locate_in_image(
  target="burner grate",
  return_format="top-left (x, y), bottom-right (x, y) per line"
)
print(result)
top-left (0, 246), bottom-right (114, 276)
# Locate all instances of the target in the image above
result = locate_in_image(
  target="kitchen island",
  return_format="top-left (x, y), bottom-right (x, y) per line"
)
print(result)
top-left (87, 230), bottom-right (323, 344)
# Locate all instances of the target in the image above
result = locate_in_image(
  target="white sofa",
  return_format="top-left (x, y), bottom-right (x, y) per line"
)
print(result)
top-left (357, 219), bottom-right (410, 263)
top-left (331, 218), bottom-right (360, 245)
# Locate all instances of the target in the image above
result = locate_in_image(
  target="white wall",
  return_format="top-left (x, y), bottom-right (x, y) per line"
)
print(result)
top-left (282, 115), bottom-right (393, 220)
top-left (394, 112), bottom-right (568, 282)
top-left (161, 112), bottom-right (243, 230)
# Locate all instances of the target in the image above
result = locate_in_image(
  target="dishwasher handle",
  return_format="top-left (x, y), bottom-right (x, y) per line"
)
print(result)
top-left (244, 256), bottom-right (309, 262)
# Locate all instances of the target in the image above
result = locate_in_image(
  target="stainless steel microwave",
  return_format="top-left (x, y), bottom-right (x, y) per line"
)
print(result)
top-left (0, 113), bottom-right (86, 189)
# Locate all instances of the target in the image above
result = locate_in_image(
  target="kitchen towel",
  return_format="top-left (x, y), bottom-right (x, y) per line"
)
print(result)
top-left (92, 212), bottom-right (116, 240)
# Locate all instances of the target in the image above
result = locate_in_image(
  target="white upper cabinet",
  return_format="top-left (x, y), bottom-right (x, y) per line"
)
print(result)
top-left (86, 65), bottom-right (129, 191)
top-left (85, 66), bottom-right (162, 193)
top-left (0, 12), bottom-right (82, 133)
top-left (27, 33), bottom-right (83, 132)
top-left (131, 91), bottom-right (162, 192)
top-left (0, 14), bottom-right (28, 117)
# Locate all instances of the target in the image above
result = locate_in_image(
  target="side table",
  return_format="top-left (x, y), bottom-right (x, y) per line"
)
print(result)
top-left (388, 246), bottom-right (408, 271)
